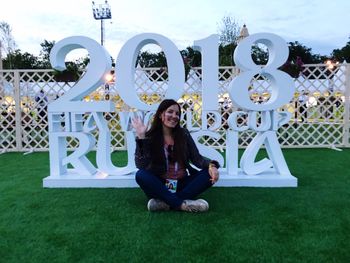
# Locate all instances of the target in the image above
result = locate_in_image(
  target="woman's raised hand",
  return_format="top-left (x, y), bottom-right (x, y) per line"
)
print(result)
top-left (131, 117), bottom-right (148, 139)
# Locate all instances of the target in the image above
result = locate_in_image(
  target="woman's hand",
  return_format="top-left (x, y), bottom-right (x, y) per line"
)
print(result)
top-left (208, 165), bottom-right (219, 184)
top-left (131, 117), bottom-right (148, 139)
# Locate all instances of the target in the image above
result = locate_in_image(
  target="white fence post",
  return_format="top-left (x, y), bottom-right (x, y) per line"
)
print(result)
top-left (14, 70), bottom-right (22, 151)
top-left (343, 64), bottom-right (350, 147)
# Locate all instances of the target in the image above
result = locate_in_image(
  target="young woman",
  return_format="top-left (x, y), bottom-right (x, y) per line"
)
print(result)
top-left (132, 99), bottom-right (220, 212)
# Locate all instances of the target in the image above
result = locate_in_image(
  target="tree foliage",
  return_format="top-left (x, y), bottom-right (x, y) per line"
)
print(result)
top-left (2, 49), bottom-right (40, 69)
top-left (216, 15), bottom-right (241, 66)
top-left (0, 21), bottom-right (17, 68)
top-left (137, 50), bottom-right (167, 68)
top-left (332, 37), bottom-right (350, 62)
top-left (39, 39), bottom-right (55, 68)
top-left (280, 41), bottom-right (326, 77)
top-left (0, 35), bottom-right (83, 81)
top-left (0, 21), bottom-right (16, 55)
top-left (2, 20), bottom-right (350, 82)
top-left (251, 45), bottom-right (269, 65)
top-left (53, 62), bottom-right (81, 82)
top-left (180, 47), bottom-right (201, 77)
top-left (217, 15), bottom-right (240, 46)
top-left (287, 41), bottom-right (324, 64)
top-left (218, 43), bottom-right (236, 66)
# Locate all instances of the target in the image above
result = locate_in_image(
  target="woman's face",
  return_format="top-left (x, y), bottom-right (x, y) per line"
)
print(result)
top-left (161, 104), bottom-right (180, 129)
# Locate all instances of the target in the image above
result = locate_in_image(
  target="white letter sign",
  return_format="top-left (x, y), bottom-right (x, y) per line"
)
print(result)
top-left (43, 33), bottom-right (297, 188)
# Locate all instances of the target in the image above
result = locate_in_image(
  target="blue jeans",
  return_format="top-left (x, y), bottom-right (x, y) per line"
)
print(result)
top-left (135, 168), bottom-right (213, 209)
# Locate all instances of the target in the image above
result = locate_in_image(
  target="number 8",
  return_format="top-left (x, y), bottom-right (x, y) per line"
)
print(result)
top-left (228, 33), bottom-right (294, 111)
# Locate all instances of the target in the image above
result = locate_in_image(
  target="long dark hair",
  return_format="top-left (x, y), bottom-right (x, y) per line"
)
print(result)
top-left (146, 99), bottom-right (187, 167)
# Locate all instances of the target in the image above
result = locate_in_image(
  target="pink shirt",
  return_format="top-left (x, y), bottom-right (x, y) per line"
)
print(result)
top-left (162, 144), bottom-right (186, 180)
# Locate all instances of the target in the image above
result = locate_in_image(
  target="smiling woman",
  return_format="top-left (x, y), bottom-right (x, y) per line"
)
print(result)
top-left (131, 99), bottom-right (220, 213)
top-left (161, 104), bottom-right (180, 129)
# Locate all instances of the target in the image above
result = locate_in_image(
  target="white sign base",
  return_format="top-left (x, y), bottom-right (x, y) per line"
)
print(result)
top-left (43, 170), bottom-right (297, 188)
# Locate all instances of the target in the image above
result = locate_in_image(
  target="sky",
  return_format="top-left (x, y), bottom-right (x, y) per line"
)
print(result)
top-left (1, 0), bottom-right (349, 61)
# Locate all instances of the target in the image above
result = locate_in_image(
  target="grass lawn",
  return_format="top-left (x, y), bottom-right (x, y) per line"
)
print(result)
top-left (1, 148), bottom-right (350, 262)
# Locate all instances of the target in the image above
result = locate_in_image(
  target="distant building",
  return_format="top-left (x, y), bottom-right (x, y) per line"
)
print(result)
top-left (237, 24), bottom-right (249, 44)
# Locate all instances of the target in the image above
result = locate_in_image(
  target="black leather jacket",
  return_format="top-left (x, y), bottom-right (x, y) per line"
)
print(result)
top-left (135, 128), bottom-right (211, 176)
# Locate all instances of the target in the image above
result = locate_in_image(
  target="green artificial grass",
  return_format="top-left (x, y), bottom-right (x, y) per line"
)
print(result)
top-left (1, 149), bottom-right (350, 262)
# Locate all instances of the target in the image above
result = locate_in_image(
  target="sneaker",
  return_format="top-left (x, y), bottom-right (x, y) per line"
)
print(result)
top-left (181, 199), bottom-right (209, 212)
top-left (147, 198), bottom-right (170, 212)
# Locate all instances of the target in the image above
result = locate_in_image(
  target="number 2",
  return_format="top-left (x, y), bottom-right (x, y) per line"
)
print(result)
top-left (49, 36), bottom-right (114, 113)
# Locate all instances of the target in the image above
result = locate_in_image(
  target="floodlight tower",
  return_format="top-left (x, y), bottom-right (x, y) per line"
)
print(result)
top-left (92, 0), bottom-right (112, 46)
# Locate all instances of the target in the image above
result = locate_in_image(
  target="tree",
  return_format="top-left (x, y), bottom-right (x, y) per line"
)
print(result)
top-left (134, 50), bottom-right (166, 81)
top-left (0, 21), bottom-right (16, 68)
top-left (278, 41), bottom-right (326, 77)
top-left (216, 15), bottom-right (242, 66)
top-left (332, 37), bottom-right (350, 62)
top-left (0, 21), bottom-right (16, 54)
top-left (2, 49), bottom-right (40, 69)
top-left (180, 47), bottom-right (201, 67)
top-left (53, 62), bottom-right (81, 82)
top-left (75, 56), bottom-right (90, 70)
top-left (39, 39), bottom-right (55, 68)
top-left (137, 50), bottom-right (167, 68)
top-left (217, 15), bottom-right (241, 46)
top-left (180, 46), bottom-right (201, 78)
top-left (218, 43), bottom-right (236, 66)
top-left (252, 45), bottom-right (268, 65)
top-left (287, 41), bottom-right (323, 64)
top-left (37, 39), bottom-right (90, 81)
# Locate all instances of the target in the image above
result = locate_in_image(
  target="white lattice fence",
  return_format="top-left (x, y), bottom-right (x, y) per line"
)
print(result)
top-left (0, 71), bottom-right (16, 152)
top-left (0, 63), bottom-right (349, 153)
top-left (283, 63), bottom-right (347, 148)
